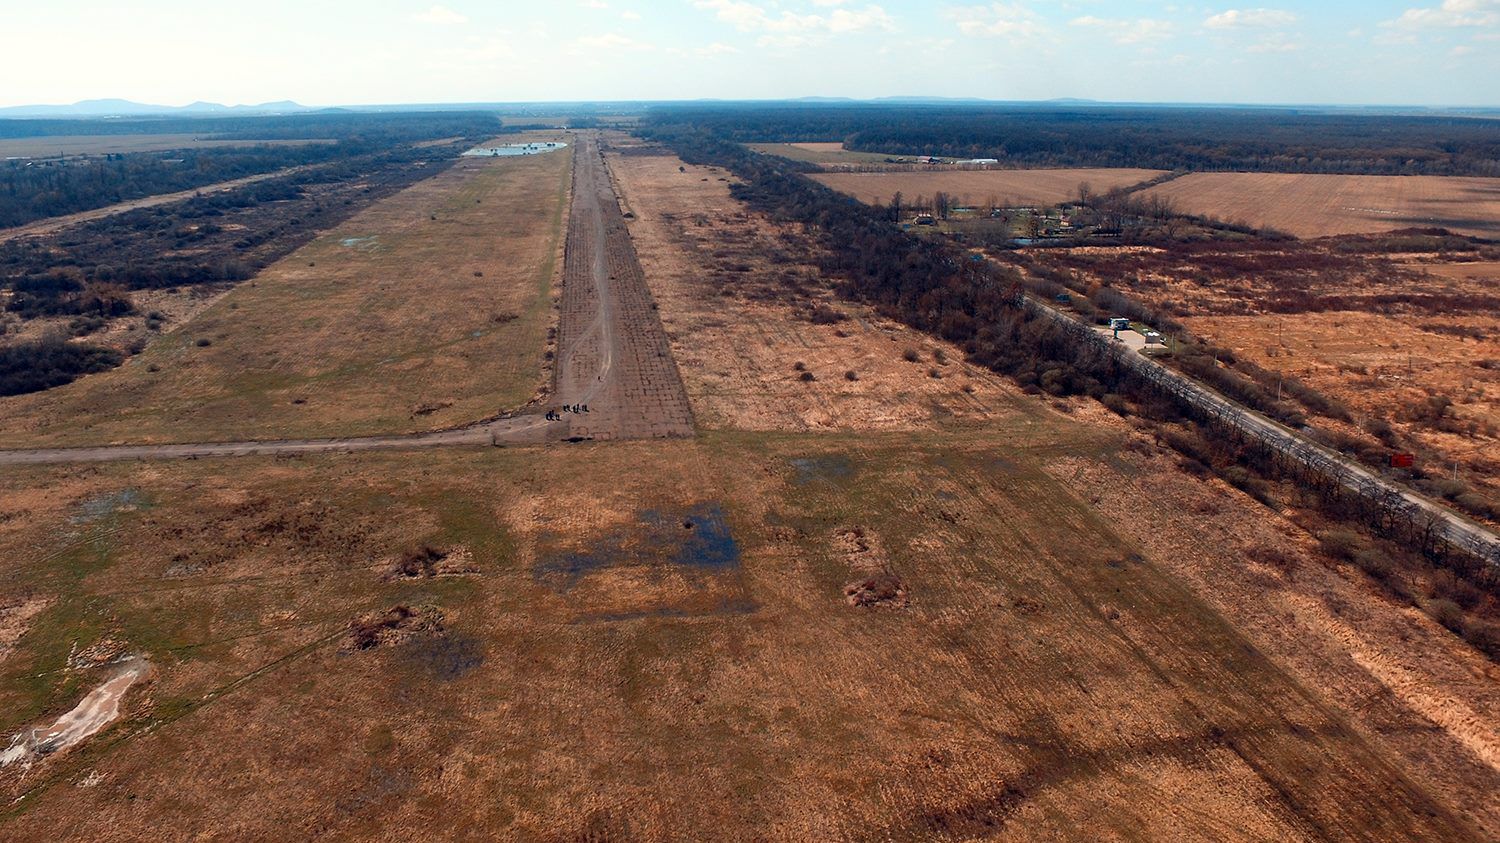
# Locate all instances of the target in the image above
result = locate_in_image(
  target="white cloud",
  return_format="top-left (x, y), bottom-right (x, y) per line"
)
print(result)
top-left (413, 5), bottom-right (467, 25)
top-left (621, 10), bottom-right (641, 20)
top-left (693, 0), bottom-right (894, 35)
top-left (945, 3), bottom-right (1047, 41)
top-left (573, 33), bottom-right (653, 51)
top-left (668, 42), bottom-right (741, 57)
top-left (1248, 34), bottom-right (1302, 52)
top-left (1071, 16), bottom-right (1175, 44)
top-left (1383, 0), bottom-right (1500, 29)
top-left (1203, 9), bottom-right (1298, 29)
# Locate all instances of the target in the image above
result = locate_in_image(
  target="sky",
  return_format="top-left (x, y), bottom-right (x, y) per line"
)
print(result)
top-left (2, 1), bottom-right (1497, 108)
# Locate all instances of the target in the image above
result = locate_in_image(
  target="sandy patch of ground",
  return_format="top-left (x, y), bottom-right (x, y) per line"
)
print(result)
top-left (1, 658), bottom-right (147, 770)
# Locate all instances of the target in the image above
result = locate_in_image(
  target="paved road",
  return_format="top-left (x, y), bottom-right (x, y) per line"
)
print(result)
top-left (1032, 295), bottom-right (1500, 567)
top-left (0, 132), bottom-right (692, 466)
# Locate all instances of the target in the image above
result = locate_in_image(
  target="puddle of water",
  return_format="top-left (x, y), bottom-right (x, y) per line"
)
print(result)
top-left (70, 488), bottom-right (146, 524)
top-left (1, 658), bottom-right (147, 769)
top-left (789, 455), bottom-right (855, 486)
top-left (533, 503), bottom-right (741, 592)
top-left (400, 633), bottom-right (484, 681)
top-left (462, 142), bottom-right (569, 158)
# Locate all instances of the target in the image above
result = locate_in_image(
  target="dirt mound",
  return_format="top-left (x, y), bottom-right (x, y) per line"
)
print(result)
top-left (845, 572), bottom-right (907, 607)
top-left (384, 545), bottom-right (476, 580)
top-left (344, 605), bottom-right (445, 652)
top-left (836, 526), bottom-right (908, 608)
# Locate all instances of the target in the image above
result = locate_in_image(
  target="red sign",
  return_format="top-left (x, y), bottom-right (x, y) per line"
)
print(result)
top-left (1390, 453), bottom-right (1415, 468)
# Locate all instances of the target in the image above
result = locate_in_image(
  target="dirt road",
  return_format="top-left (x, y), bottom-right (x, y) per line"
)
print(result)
top-left (0, 133), bottom-right (692, 465)
top-left (0, 167), bottom-right (309, 244)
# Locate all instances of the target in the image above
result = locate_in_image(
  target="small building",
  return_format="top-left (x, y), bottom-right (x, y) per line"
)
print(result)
top-left (914, 214), bottom-right (936, 226)
top-left (1143, 330), bottom-right (1164, 345)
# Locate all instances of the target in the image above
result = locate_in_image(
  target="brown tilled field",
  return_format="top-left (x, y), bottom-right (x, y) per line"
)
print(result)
top-left (609, 140), bottom-right (1025, 432)
top-left (1139, 173), bottom-right (1500, 238)
top-left (812, 168), bottom-right (1167, 207)
top-left (0, 136), bottom-right (571, 446)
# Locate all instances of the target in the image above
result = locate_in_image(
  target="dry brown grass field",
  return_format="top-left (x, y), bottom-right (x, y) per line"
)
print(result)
top-left (0, 420), bottom-right (1495, 840)
top-left (610, 140), bottom-right (1025, 432)
top-left (748, 142), bottom-right (916, 166)
top-left (0, 135), bottom-right (571, 446)
top-left (1139, 173), bottom-right (1500, 238)
top-left (1045, 242), bottom-right (1500, 507)
top-left (1183, 309), bottom-right (1500, 499)
top-left (0, 136), bottom-right (1496, 841)
top-left (0, 134), bottom-right (332, 159)
top-left (813, 168), bottom-right (1168, 207)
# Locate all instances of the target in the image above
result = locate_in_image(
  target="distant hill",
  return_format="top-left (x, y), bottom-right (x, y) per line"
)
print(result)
top-left (0, 99), bottom-right (316, 118)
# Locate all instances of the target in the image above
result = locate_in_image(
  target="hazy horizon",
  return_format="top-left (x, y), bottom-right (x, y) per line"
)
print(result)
top-left (4, 1), bottom-right (1499, 110)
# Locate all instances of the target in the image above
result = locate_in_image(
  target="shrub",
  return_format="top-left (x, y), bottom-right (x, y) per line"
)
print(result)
top-left (1318, 529), bottom-right (1366, 562)
top-left (809, 304), bottom-right (846, 324)
top-left (0, 337), bottom-right (122, 396)
top-left (902, 348), bottom-right (920, 363)
top-left (1424, 598), bottom-right (1465, 634)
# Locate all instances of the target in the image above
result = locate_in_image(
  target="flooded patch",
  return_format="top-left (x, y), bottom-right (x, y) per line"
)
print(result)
top-left (462, 142), bottom-right (568, 158)
top-left (790, 455), bottom-right (856, 486)
top-left (70, 488), bottom-right (146, 524)
top-left (1, 658), bottom-right (147, 770)
top-left (399, 632), bottom-right (484, 681)
top-left (533, 503), bottom-right (741, 592)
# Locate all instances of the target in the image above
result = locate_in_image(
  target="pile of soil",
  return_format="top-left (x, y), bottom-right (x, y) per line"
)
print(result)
top-left (836, 526), bottom-right (909, 608)
top-left (384, 545), bottom-right (475, 580)
top-left (344, 605), bottom-right (444, 652)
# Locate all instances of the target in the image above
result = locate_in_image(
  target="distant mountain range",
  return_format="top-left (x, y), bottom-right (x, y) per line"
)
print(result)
top-left (0, 99), bottom-right (317, 118)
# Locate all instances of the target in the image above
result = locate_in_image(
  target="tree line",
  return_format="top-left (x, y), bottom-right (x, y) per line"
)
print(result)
top-left (650, 104), bottom-right (1500, 176)
top-left (0, 111), bottom-right (505, 228)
